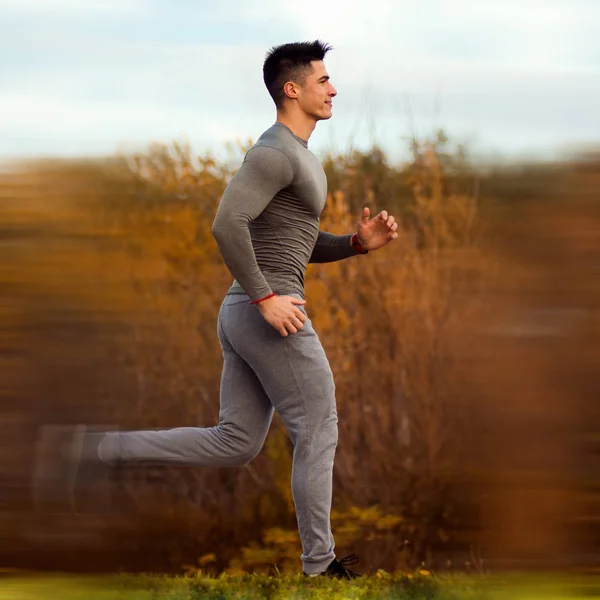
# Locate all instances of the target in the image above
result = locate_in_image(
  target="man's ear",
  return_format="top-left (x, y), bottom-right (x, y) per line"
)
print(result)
top-left (283, 81), bottom-right (299, 100)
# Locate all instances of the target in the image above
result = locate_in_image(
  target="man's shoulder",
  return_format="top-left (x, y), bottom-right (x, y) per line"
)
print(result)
top-left (251, 123), bottom-right (303, 157)
top-left (253, 124), bottom-right (286, 149)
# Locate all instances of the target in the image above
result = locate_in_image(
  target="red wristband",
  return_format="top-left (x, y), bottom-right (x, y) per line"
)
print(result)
top-left (249, 292), bottom-right (276, 305)
top-left (351, 232), bottom-right (368, 254)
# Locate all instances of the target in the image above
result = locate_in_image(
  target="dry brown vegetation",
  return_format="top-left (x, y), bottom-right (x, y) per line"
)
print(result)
top-left (0, 133), bottom-right (598, 576)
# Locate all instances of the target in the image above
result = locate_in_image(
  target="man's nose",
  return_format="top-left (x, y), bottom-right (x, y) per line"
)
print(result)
top-left (330, 87), bottom-right (337, 97)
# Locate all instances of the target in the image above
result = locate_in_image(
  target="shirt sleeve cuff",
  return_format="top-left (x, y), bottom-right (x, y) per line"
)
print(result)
top-left (249, 292), bottom-right (276, 305)
top-left (351, 232), bottom-right (368, 254)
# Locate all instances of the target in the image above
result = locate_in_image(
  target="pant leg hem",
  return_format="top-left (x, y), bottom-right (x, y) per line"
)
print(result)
top-left (302, 556), bottom-right (335, 576)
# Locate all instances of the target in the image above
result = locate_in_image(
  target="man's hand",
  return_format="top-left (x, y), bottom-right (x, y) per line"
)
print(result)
top-left (356, 207), bottom-right (399, 251)
top-left (257, 295), bottom-right (307, 337)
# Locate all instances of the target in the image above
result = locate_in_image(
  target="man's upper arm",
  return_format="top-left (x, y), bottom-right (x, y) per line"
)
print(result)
top-left (213, 146), bottom-right (294, 228)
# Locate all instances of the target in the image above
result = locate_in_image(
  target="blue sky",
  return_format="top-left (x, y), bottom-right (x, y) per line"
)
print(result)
top-left (1, 0), bottom-right (599, 163)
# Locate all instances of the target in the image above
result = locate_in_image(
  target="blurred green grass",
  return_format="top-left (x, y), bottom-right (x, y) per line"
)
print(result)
top-left (0, 572), bottom-right (598, 600)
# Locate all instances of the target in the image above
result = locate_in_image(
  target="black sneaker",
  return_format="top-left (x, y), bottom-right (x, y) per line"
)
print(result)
top-left (32, 424), bottom-right (112, 513)
top-left (304, 554), bottom-right (362, 579)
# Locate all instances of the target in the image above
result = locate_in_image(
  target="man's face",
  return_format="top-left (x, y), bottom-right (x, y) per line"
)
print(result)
top-left (295, 60), bottom-right (337, 121)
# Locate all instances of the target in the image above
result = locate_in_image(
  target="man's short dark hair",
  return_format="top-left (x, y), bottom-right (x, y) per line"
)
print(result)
top-left (263, 40), bottom-right (333, 108)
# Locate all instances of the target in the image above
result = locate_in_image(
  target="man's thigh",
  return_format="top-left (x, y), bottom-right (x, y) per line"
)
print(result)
top-left (225, 302), bottom-right (337, 438)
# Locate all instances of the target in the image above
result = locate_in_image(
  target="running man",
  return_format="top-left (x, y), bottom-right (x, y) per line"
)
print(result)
top-left (32, 40), bottom-right (399, 579)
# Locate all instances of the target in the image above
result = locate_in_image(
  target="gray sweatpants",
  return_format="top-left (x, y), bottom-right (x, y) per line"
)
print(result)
top-left (98, 292), bottom-right (339, 575)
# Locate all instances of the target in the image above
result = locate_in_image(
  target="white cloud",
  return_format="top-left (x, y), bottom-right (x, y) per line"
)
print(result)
top-left (0, 0), bottom-right (150, 16)
top-left (0, 0), bottom-right (598, 160)
top-left (288, 0), bottom-right (595, 69)
top-left (0, 88), bottom-right (249, 159)
top-left (280, 0), bottom-right (599, 158)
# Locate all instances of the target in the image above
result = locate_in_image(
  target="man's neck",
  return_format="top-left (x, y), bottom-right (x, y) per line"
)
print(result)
top-left (275, 111), bottom-right (317, 144)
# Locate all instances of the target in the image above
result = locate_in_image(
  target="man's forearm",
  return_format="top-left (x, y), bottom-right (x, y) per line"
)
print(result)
top-left (309, 231), bottom-right (368, 263)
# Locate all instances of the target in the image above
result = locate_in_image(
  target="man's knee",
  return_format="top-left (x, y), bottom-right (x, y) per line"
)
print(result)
top-left (215, 426), bottom-right (264, 466)
top-left (232, 442), bottom-right (263, 466)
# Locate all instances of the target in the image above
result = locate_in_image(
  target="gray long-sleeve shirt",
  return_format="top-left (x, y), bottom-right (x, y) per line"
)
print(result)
top-left (211, 122), bottom-right (359, 302)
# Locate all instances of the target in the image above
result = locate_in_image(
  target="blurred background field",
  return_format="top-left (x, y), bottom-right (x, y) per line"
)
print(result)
top-left (0, 131), bottom-right (598, 578)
